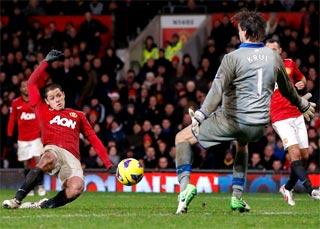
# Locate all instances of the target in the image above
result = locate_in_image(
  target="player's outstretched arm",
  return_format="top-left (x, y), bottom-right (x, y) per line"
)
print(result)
top-left (27, 61), bottom-right (49, 107)
top-left (80, 113), bottom-right (113, 170)
top-left (28, 50), bottom-right (64, 107)
top-left (200, 54), bottom-right (234, 116)
top-left (276, 57), bottom-right (315, 121)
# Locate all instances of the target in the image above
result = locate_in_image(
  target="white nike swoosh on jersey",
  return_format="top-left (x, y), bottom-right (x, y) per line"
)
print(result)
top-left (17, 106), bottom-right (22, 109)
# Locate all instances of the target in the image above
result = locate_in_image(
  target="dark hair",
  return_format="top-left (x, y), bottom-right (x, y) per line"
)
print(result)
top-left (265, 38), bottom-right (281, 48)
top-left (43, 83), bottom-right (63, 98)
top-left (232, 10), bottom-right (266, 42)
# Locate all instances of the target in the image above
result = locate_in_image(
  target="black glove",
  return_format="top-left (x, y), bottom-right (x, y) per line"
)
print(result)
top-left (45, 49), bottom-right (64, 63)
top-left (107, 165), bottom-right (117, 174)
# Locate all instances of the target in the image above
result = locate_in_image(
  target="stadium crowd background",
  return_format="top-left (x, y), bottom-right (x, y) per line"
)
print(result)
top-left (0, 0), bottom-right (319, 173)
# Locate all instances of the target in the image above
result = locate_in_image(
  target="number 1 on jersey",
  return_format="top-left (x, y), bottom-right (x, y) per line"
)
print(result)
top-left (257, 68), bottom-right (263, 97)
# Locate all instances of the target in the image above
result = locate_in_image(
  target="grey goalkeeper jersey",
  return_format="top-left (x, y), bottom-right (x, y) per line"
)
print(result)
top-left (200, 42), bottom-right (306, 125)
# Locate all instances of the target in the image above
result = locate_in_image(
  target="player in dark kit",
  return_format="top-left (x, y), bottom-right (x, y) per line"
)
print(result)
top-left (3, 50), bottom-right (113, 209)
top-left (7, 80), bottom-right (45, 196)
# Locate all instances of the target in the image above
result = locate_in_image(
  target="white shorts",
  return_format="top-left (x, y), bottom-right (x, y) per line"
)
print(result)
top-left (272, 115), bottom-right (308, 150)
top-left (43, 145), bottom-right (84, 184)
top-left (17, 138), bottom-right (43, 161)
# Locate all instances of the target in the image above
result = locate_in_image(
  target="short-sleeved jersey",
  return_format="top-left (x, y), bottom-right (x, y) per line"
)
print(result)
top-left (270, 59), bottom-right (304, 123)
top-left (201, 43), bottom-right (278, 125)
top-left (7, 97), bottom-right (40, 141)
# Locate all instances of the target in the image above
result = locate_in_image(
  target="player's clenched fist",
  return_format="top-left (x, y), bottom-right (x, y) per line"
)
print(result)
top-left (188, 108), bottom-right (206, 137)
top-left (45, 49), bottom-right (64, 63)
top-left (301, 93), bottom-right (316, 122)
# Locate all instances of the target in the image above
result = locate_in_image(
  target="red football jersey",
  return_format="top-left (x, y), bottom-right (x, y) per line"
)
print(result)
top-left (28, 61), bottom-right (112, 168)
top-left (270, 59), bottom-right (305, 123)
top-left (7, 97), bottom-right (41, 141)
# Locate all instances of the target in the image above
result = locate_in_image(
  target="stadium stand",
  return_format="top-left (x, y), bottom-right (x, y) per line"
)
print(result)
top-left (0, 0), bottom-right (319, 175)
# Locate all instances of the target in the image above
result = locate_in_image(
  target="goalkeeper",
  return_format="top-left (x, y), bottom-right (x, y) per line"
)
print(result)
top-left (175, 10), bottom-right (316, 214)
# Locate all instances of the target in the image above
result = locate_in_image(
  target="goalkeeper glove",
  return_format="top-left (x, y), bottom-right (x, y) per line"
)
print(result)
top-left (300, 93), bottom-right (316, 122)
top-left (188, 108), bottom-right (206, 137)
top-left (45, 49), bottom-right (64, 63)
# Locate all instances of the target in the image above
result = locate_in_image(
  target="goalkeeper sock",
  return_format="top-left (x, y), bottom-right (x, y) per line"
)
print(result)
top-left (291, 160), bottom-right (313, 195)
top-left (41, 190), bottom-right (75, 208)
top-left (15, 168), bottom-right (43, 202)
top-left (232, 145), bottom-right (248, 199)
top-left (176, 142), bottom-right (193, 192)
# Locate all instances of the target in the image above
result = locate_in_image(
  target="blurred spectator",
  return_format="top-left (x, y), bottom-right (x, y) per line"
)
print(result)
top-left (142, 35), bottom-right (159, 65)
top-left (272, 160), bottom-right (283, 173)
top-left (79, 11), bottom-right (108, 54)
top-left (249, 152), bottom-right (264, 170)
top-left (108, 146), bottom-right (120, 166)
top-left (23, 0), bottom-right (45, 16)
top-left (262, 144), bottom-right (276, 170)
top-left (144, 146), bottom-right (157, 169)
top-left (158, 156), bottom-right (169, 170)
top-left (165, 33), bottom-right (183, 61)
top-left (273, 139), bottom-right (285, 161)
top-left (89, 0), bottom-right (104, 15)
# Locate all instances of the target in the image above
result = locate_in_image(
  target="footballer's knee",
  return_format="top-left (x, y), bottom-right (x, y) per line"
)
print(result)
top-left (300, 148), bottom-right (309, 161)
top-left (65, 177), bottom-right (84, 199)
top-left (288, 145), bottom-right (301, 161)
top-left (175, 125), bottom-right (196, 145)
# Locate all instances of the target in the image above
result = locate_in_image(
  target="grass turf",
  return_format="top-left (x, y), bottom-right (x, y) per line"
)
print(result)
top-left (0, 190), bottom-right (319, 229)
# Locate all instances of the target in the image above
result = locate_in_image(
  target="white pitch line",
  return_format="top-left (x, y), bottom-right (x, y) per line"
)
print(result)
top-left (0, 213), bottom-right (174, 219)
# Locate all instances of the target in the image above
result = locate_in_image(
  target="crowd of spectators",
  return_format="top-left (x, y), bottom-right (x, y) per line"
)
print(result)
top-left (0, 0), bottom-right (319, 173)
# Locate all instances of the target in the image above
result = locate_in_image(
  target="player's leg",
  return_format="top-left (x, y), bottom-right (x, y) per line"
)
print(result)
top-left (33, 156), bottom-right (46, 196)
top-left (272, 119), bottom-right (300, 205)
top-left (20, 146), bottom-right (85, 209)
top-left (2, 151), bottom-right (56, 209)
top-left (23, 160), bottom-right (34, 196)
top-left (41, 176), bottom-right (84, 208)
top-left (293, 116), bottom-right (320, 200)
top-left (175, 125), bottom-right (198, 214)
top-left (230, 142), bottom-right (250, 212)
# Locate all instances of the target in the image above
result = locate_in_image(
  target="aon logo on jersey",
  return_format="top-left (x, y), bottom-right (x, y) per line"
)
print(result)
top-left (50, 115), bottom-right (76, 129)
top-left (20, 112), bottom-right (36, 120)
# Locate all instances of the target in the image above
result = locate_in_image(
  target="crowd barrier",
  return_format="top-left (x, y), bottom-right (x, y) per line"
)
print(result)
top-left (1, 169), bottom-right (319, 193)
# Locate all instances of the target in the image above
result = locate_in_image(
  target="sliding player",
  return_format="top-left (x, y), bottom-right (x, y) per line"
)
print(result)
top-left (3, 50), bottom-right (113, 209)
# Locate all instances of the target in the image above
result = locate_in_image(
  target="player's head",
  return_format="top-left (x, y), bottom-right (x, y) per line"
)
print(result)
top-left (43, 83), bottom-right (65, 110)
top-left (232, 10), bottom-right (266, 43)
top-left (265, 39), bottom-right (282, 54)
top-left (20, 80), bottom-right (28, 97)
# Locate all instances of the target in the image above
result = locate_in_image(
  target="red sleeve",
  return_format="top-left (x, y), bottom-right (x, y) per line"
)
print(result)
top-left (27, 61), bottom-right (49, 107)
top-left (292, 61), bottom-right (304, 81)
top-left (7, 101), bottom-right (17, 137)
top-left (80, 113), bottom-right (113, 169)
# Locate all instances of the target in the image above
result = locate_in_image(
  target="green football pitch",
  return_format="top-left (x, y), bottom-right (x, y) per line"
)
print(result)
top-left (0, 190), bottom-right (319, 229)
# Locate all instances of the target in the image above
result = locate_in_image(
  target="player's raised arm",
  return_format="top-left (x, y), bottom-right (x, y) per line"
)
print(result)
top-left (275, 55), bottom-right (316, 121)
top-left (27, 50), bottom-right (64, 107)
top-left (80, 113), bottom-right (113, 170)
top-left (200, 54), bottom-right (235, 116)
